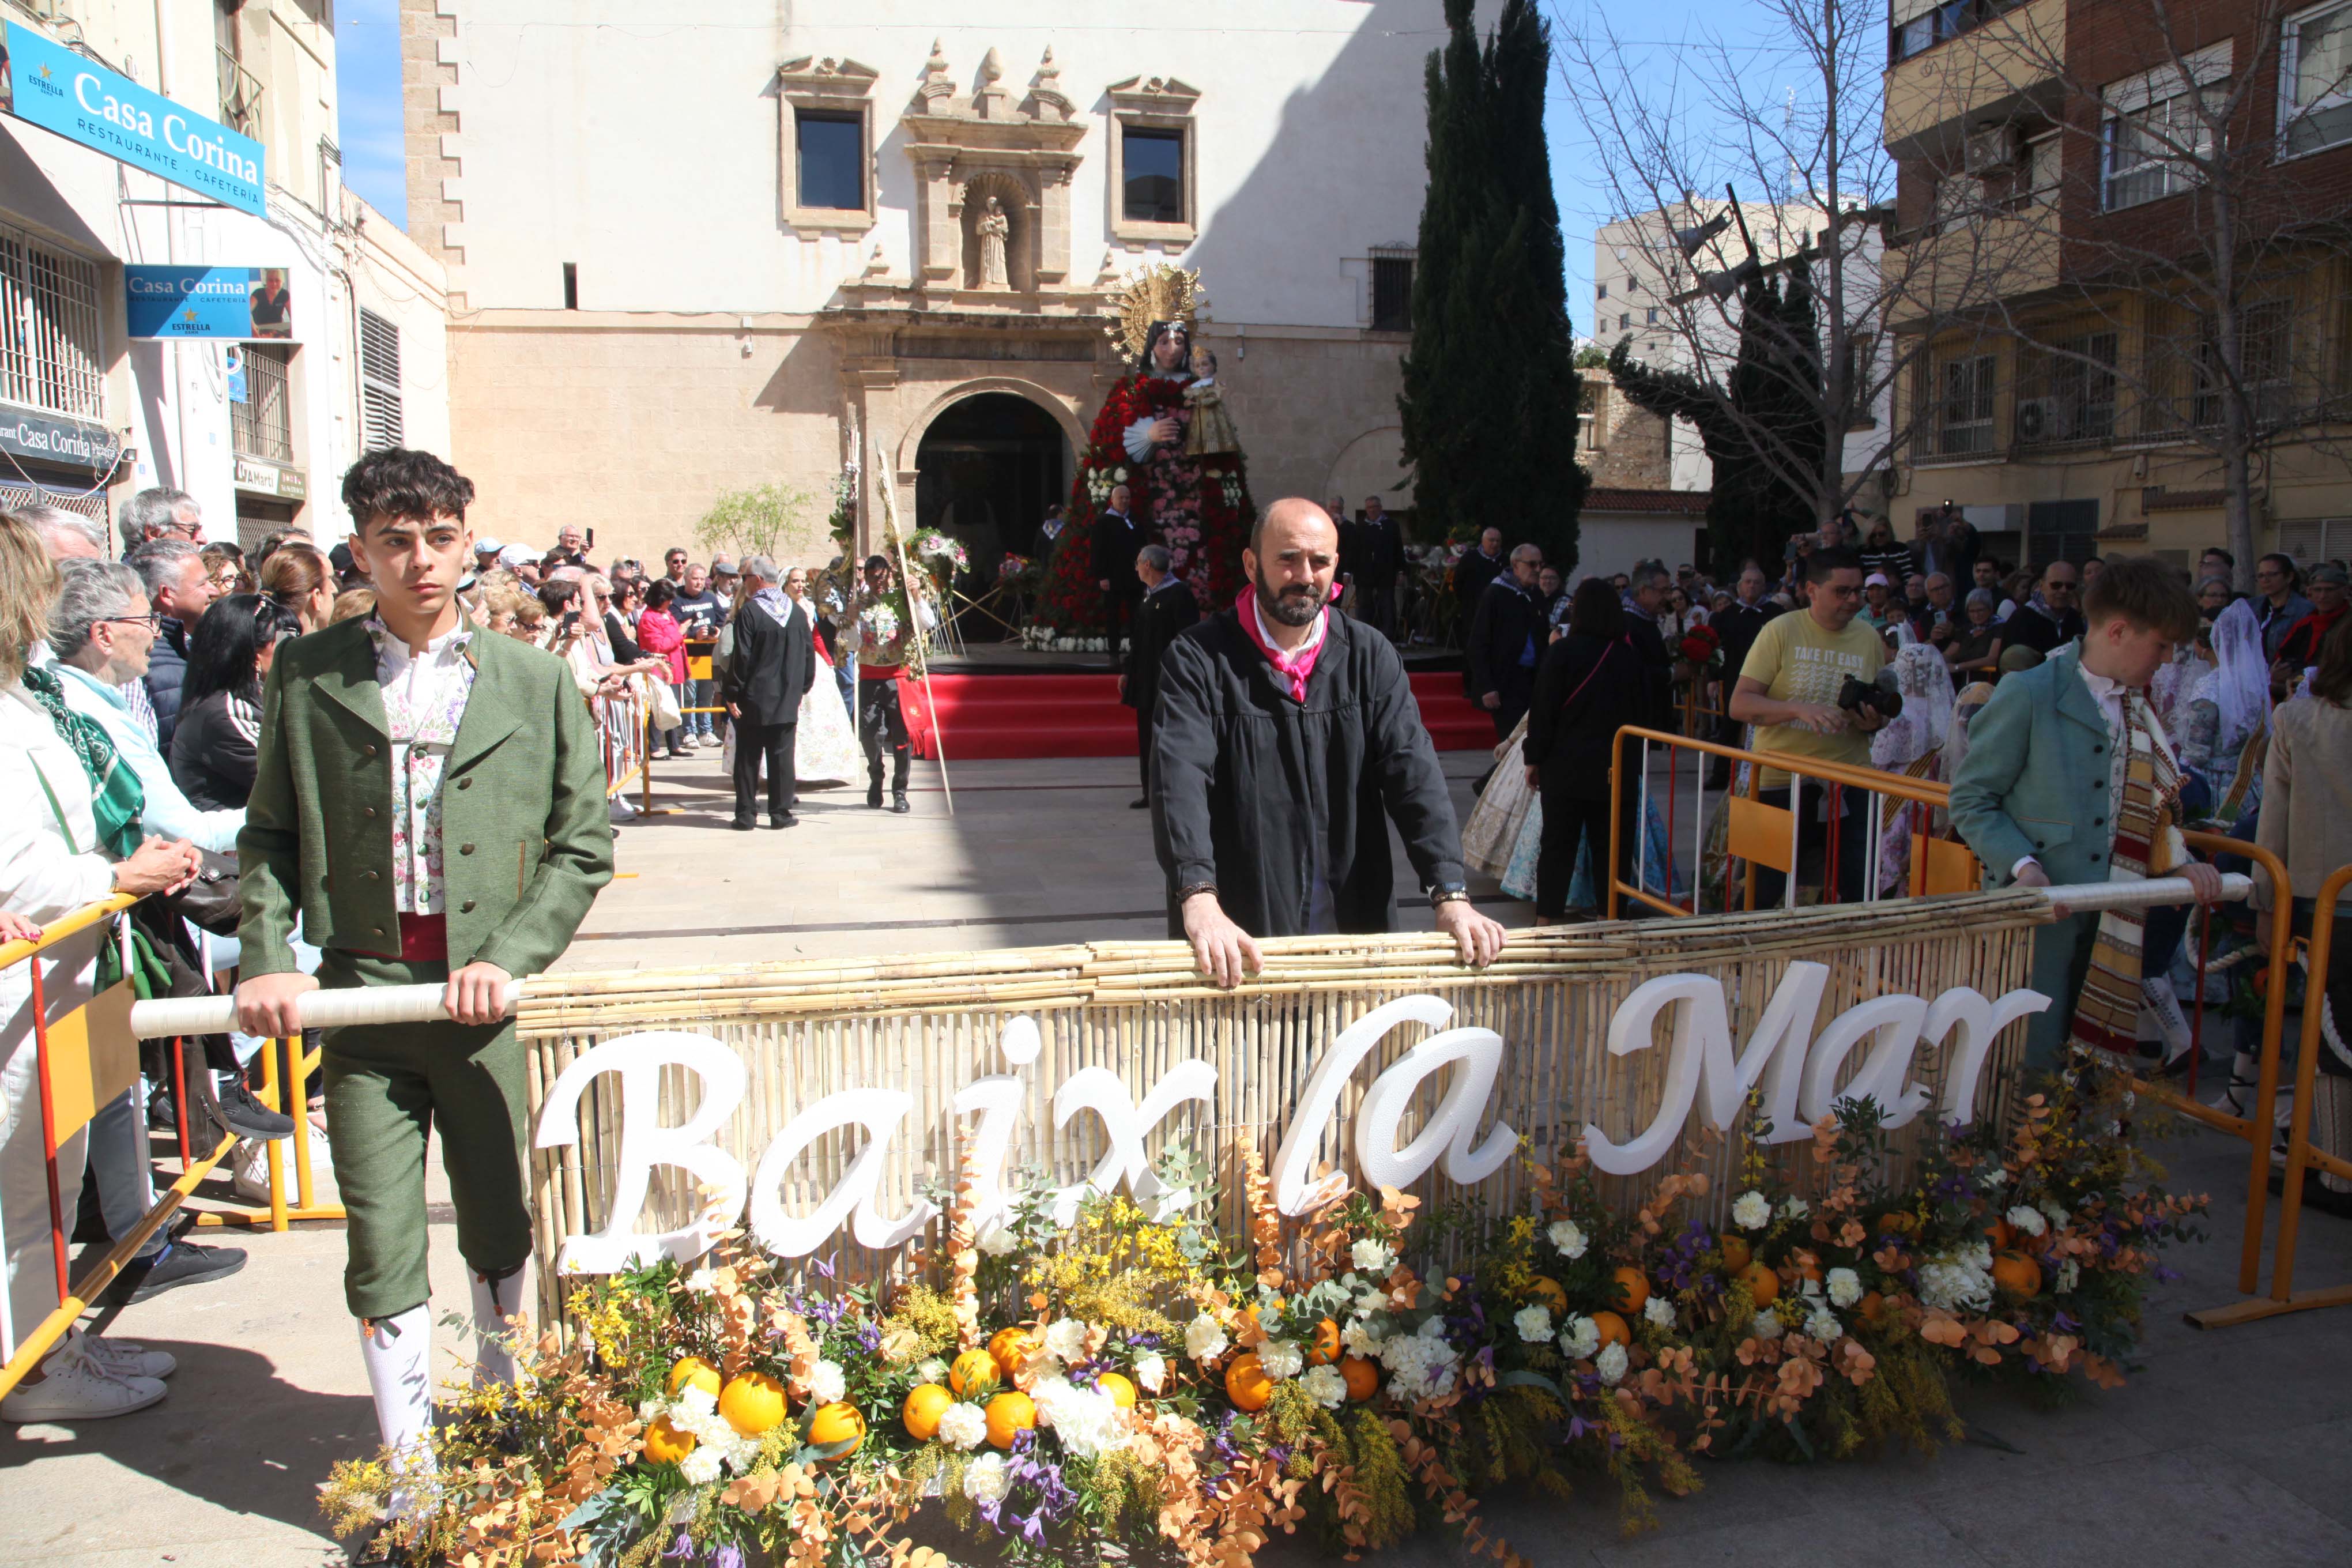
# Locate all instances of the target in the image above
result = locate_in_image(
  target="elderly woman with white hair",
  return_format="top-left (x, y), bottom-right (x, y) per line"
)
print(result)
top-left (0, 514), bottom-right (221, 1423)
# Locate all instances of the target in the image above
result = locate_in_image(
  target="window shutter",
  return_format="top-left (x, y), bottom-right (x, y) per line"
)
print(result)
top-left (359, 308), bottom-right (404, 453)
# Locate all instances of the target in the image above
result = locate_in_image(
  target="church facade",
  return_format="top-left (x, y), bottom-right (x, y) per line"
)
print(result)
top-left (399, 1), bottom-right (1464, 569)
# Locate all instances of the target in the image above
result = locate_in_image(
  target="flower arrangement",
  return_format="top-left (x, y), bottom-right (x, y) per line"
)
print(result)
top-left (859, 600), bottom-right (901, 646)
top-left (324, 1071), bottom-right (2204, 1566)
top-left (1676, 623), bottom-right (1722, 670)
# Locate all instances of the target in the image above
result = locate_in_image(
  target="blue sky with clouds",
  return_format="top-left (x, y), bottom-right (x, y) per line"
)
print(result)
top-left (332, 0), bottom-right (1789, 340)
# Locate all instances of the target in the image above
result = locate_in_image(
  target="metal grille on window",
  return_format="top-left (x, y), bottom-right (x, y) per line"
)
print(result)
top-left (1936, 352), bottom-right (1996, 457)
top-left (2014, 324), bottom-right (2119, 447)
top-left (359, 308), bottom-right (404, 452)
top-left (1371, 254), bottom-right (1413, 331)
top-left (2278, 518), bottom-right (2352, 564)
top-left (0, 219), bottom-right (105, 421)
top-left (232, 344), bottom-right (294, 462)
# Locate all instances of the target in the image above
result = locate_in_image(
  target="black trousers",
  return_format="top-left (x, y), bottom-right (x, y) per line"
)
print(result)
top-left (732, 718), bottom-right (796, 823)
top-left (859, 677), bottom-right (911, 791)
top-left (1751, 785), bottom-right (1870, 908)
top-left (1489, 671), bottom-right (1535, 742)
top-left (1357, 573), bottom-right (1397, 638)
top-left (1102, 588), bottom-right (1140, 665)
top-left (1133, 703), bottom-right (1154, 793)
top-left (1536, 770), bottom-right (1638, 918)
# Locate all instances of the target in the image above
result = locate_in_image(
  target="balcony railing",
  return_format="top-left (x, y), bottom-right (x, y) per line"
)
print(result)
top-left (217, 46), bottom-right (264, 140)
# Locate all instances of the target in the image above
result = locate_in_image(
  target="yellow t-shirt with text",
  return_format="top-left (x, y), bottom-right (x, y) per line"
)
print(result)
top-left (1737, 610), bottom-right (1886, 789)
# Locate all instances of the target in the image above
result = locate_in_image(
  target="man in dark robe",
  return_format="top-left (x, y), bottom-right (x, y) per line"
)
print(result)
top-left (1092, 484), bottom-right (1146, 669)
top-left (1151, 497), bottom-right (1507, 987)
top-left (721, 555), bottom-right (813, 830)
top-left (1121, 542), bottom-right (1200, 809)
top-left (1466, 544), bottom-right (1546, 741)
top-left (1350, 495), bottom-right (1405, 638)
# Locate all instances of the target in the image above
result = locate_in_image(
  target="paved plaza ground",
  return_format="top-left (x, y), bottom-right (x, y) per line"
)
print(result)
top-left (3, 748), bottom-right (2348, 1567)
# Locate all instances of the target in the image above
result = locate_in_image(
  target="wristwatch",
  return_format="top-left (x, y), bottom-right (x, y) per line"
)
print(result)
top-left (1428, 883), bottom-right (1471, 909)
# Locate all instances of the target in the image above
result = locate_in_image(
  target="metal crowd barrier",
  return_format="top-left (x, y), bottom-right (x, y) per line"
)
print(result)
top-left (1601, 724), bottom-right (2328, 1329)
top-left (590, 680), bottom-right (656, 815)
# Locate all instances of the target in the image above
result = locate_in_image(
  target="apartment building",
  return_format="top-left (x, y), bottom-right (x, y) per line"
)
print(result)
top-left (1884, 0), bottom-right (2352, 573)
top-left (0, 1), bottom-right (447, 548)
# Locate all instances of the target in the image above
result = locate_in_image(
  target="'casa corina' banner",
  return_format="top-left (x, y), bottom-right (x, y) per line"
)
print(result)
top-left (514, 891), bottom-right (2051, 1325)
top-left (2, 21), bottom-right (266, 216)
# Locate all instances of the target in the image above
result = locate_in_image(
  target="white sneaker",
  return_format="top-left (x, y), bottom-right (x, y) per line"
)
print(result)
top-left (2142, 975), bottom-right (2193, 1058)
top-left (1, 1339), bottom-right (167, 1422)
top-left (609, 792), bottom-right (638, 820)
top-left (74, 1328), bottom-right (176, 1380)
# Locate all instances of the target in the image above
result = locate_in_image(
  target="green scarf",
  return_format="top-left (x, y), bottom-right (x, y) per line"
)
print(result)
top-left (21, 664), bottom-right (145, 858)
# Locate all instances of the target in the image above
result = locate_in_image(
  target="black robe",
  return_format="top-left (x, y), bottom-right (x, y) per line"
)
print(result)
top-left (1151, 605), bottom-right (1465, 938)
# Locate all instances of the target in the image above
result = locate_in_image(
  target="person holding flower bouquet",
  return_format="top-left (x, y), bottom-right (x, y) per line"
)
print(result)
top-left (851, 555), bottom-right (933, 814)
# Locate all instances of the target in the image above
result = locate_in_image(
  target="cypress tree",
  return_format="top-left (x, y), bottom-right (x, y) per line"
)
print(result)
top-left (1399, 0), bottom-right (1585, 589)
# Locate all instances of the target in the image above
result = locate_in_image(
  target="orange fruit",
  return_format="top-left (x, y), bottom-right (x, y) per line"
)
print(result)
top-left (1795, 1253), bottom-right (1823, 1284)
top-left (902, 1382), bottom-right (954, 1441)
top-left (643, 1413), bottom-right (696, 1464)
top-left (984, 1390), bottom-right (1037, 1449)
top-left (1607, 1267), bottom-right (1650, 1314)
top-left (667, 1356), bottom-right (722, 1399)
top-left (1992, 1250), bottom-right (2043, 1298)
top-left (1095, 1371), bottom-right (1138, 1409)
top-left (1224, 1352), bottom-right (1273, 1412)
top-left (1340, 1356), bottom-right (1380, 1402)
top-left (950, 1348), bottom-right (1002, 1398)
top-left (1738, 1261), bottom-right (1780, 1309)
top-left (1526, 1276), bottom-right (1568, 1314)
top-left (1305, 1318), bottom-right (1343, 1367)
top-left (1717, 1235), bottom-right (1752, 1274)
top-left (806, 1401), bottom-right (866, 1454)
top-left (1876, 1212), bottom-right (1914, 1237)
top-left (1984, 1218), bottom-right (2016, 1251)
top-left (1590, 1310), bottom-right (1631, 1349)
top-left (988, 1328), bottom-right (1038, 1381)
top-left (718, 1371), bottom-right (787, 1437)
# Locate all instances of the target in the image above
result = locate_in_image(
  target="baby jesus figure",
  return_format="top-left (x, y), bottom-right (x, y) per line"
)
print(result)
top-left (1183, 344), bottom-right (1240, 457)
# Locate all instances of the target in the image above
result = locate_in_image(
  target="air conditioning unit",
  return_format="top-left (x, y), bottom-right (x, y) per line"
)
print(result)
top-left (2015, 397), bottom-right (2062, 443)
top-left (1965, 127), bottom-right (2019, 175)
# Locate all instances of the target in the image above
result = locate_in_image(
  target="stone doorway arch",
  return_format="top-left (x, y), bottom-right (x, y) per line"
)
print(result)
top-left (907, 388), bottom-right (1075, 599)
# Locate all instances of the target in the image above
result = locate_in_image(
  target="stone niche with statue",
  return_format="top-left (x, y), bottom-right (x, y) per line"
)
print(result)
top-left (898, 42), bottom-right (1086, 302)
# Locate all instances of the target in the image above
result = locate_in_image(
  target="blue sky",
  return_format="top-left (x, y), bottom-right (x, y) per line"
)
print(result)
top-left (331, 0), bottom-right (1788, 341)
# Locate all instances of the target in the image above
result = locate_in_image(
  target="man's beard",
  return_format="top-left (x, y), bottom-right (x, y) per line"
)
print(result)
top-left (1254, 571), bottom-right (1322, 628)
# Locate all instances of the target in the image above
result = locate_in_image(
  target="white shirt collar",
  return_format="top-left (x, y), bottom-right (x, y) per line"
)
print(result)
top-left (368, 614), bottom-right (473, 672)
top-left (1251, 591), bottom-right (1328, 657)
top-left (2078, 661), bottom-right (2127, 703)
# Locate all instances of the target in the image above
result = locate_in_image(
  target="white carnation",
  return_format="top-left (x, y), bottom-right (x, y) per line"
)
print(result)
top-left (1643, 1295), bottom-right (1676, 1328)
top-left (1257, 1339), bottom-right (1304, 1380)
top-left (1354, 1286), bottom-right (1388, 1315)
top-left (725, 1436), bottom-right (760, 1475)
top-left (1559, 1314), bottom-right (1601, 1360)
top-left (1780, 1196), bottom-right (1810, 1220)
top-left (808, 1360), bottom-right (845, 1405)
top-left (1547, 1219), bottom-right (1589, 1260)
top-left (915, 1357), bottom-right (948, 1386)
top-left (935, 1401), bottom-right (987, 1452)
top-left (1825, 1268), bottom-right (1863, 1309)
top-left (1513, 1304), bottom-right (1554, 1343)
top-left (1917, 1242), bottom-right (1996, 1314)
top-left (1300, 1364), bottom-right (1348, 1409)
top-left (1133, 1353), bottom-right (1167, 1393)
top-left (977, 1222), bottom-right (1019, 1257)
top-left (1043, 1318), bottom-right (1091, 1365)
top-left (2005, 1204), bottom-right (2048, 1238)
top-left (1376, 1326), bottom-right (1460, 1401)
top-left (1351, 1238), bottom-right (1394, 1275)
top-left (1341, 1318), bottom-right (1386, 1358)
top-left (683, 1267), bottom-right (717, 1295)
top-left (1805, 1309), bottom-right (1843, 1344)
top-left (1732, 1191), bottom-right (1771, 1231)
top-left (1751, 1310), bottom-right (1783, 1340)
top-left (963, 1452), bottom-right (1010, 1503)
top-left (1418, 1316), bottom-right (1448, 1341)
top-left (676, 1382), bottom-right (718, 1419)
top-left (1595, 1342), bottom-right (1629, 1386)
top-left (1183, 1313), bottom-right (1228, 1362)
top-left (1977, 1163), bottom-right (2008, 1192)
top-left (679, 1444), bottom-right (723, 1485)
top-left (2040, 1200), bottom-right (2069, 1231)
top-left (2055, 1259), bottom-right (2080, 1294)
top-left (1032, 1375), bottom-right (1129, 1460)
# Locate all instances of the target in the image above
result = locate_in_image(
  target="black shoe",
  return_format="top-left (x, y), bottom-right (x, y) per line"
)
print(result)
top-left (731, 819), bottom-right (756, 832)
top-left (769, 813), bottom-right (798, 829)
top-left (666, 749), bottom-right (688, 760)
top-left (202, 1075), bottom-right (295, 1141)
top-left (1129, 798), bottom-right (1149, 809)
top-left (146, 1090), bottom-right (176, 1132)
top-left (867, 786), bottom-right (884, 809)
top-left (108, 1239), bottom-right (247, 1305)
top-left (891, 792), bottom-right (911, 814)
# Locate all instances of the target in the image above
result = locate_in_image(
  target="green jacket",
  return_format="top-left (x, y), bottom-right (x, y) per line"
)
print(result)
top-left (237, 617), bottom-right (614, 977)
top-left (1947, 643), bottom-right (2117, 890)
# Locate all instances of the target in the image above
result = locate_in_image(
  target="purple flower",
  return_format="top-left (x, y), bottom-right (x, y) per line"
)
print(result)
top-left (661, 1531), bottom-right (693, 1561)
top-left (711, 1546), bottom-right (744, 1568)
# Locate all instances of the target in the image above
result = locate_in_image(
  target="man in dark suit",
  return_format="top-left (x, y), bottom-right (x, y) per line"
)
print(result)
top-left (1092, 483), bottom-right (1147, 669)
top-left (1121, 544), bottom-right (1201, 809)
top-left (1351, 495), bottom-right (1404, 638)
top-left (1466, 543), bottom-right (1545, 741)
top-left (721, 554), bottom-right (813, 830)
top-left (1453, 526), bottom-right (1507, 613)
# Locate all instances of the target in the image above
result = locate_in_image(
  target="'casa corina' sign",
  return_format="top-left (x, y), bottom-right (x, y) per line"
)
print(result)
top-left (532, 964), bottom-right (2048, 1275)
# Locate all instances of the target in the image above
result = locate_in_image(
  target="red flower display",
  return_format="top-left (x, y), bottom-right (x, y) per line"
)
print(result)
top-left (1678, 623), bottom-right (1722, 668)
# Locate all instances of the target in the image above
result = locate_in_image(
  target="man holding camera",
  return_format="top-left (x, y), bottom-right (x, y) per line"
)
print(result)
top-left (1728, 547), bottom-right (1888, 905)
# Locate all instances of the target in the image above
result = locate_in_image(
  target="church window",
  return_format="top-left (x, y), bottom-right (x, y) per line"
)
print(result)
top-left (1122, 129), bottom-right (1185, 224)
top-left (797, 111), bottom-right (864, 210)
top-left (1371, 254), bottom-right (1414, 331)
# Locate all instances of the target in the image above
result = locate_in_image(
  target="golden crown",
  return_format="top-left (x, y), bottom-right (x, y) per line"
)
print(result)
top-left (1103, 262), bottom-right (1203, 359)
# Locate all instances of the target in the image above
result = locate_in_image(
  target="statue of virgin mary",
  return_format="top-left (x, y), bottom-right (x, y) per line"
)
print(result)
top-left (1033, 265), bottom-right (1257, 634)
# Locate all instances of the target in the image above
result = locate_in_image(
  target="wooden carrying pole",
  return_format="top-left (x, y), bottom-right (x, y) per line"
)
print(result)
top-left (872, 433), bottom-right (953, 817)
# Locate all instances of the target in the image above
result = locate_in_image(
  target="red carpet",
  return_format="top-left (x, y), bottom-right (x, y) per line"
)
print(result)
top-left (903, 671), bottom-right (1492, 760)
